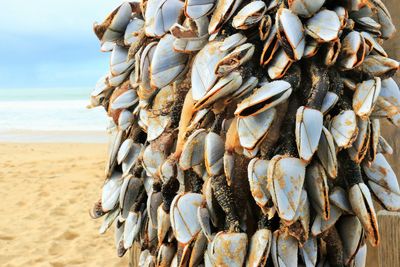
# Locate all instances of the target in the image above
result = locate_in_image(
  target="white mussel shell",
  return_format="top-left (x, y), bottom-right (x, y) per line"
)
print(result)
top-left (372, 96), bottom-right (399, 119)
top-left (170, 193), bottom-right (204, 244)
top-left (329, 186), bottom-right (353, 214)
top-left (192, 41), bottom-right (228, 101)
top-left (156, 243), bottom-right (176, 267)
top-left (348, 183), bottom-right (379, 246)
top-left (114, 219), bottom-right (124, 252)
top-left (146, 190), bottom-right (163, 229)
top-left (138, 42), bottom-right (158, 103)
top-left (238, 108), bottom-right (276, 150)
top-left (230, 76), bottom-right (258, 102)
top-left (321, 92), bottom-right (339, 115)
top-left (119, 176), bottom-right (143, 218)
top-left (174, 36), bottom-right (209, 53)
top-left (139, 250), bottom-right (152, 267)
top-left (144, 0), bottom-right (159, 37)
top-left (215, 43), bottom-right (255, 76)
top-left (210, 232), bottom-right (248, 267)
top-left (99, 208), bottom-right (119, 234)
top-left (334, 6), bottom-right (348, 29)
top-left (295, 106), bottom-right (323, 162)
top-left (360, 31), bottom-right (387, 57)
top-left (291, 189), bottom-right (310, 233)
top-left (374, 0), bottom-right (396, 39)
top-left (317, 127), bottom-right (337, 179)
top-left (248, 158), bottom-right (270, 208)
top-left (288, 0), bottom-right (325, 17)
top-left (323, 39), bottom-right (341, 66)
top-left (108, 71), bottom-right (130, 87)
top-left (232, 1), bottom-right (267, 30)
top-left (147, 115), bottom-right (171, 142)
top-left (91, 74), bottom-right (112, 98)
top-left (111, 89), bottom-right (138, 111)
top-left (353, 77), bottom-right (381, 119)
top-left (355, 18), bottom-right (380, 35)
top-left (204, 132), bottom-right (225, 176)
top-left (102, 172), bottom-right (123, 212)
top-left (171, 17), bottom-right (210, 53)
top-left (363, 153), bottom-right (400, 211)
top-left (379, 78), bottom-right (400, 112)
top-left (150, 34), bottom-right (189, 89)
top-left (305, 9), bottom-right (340, 43)
top-left (179, 129), bottom-right (207, 170)
top-left (303, 39), bottom-right (320, 58)
top-left (154, 0), bottom-right (184, 37)
top-left (208, 0), bottom-right (243, 34)
top-left (96, 2), bottom-right (132, 43)
top-left (118, 109), bottom-right (134, 131)
top-left (235, 80), bottom-right (292, 117)
top-left (245, 229), bottom-right (272, 267)
top-left (276, 8), bottom-right (305, 61)
top-left (337, 215), bottom-right (363, 264)
top-left (194, 71), bottom-right (243, 110)
top-left (157, 205), bottom-right (171, 245)
top-left (260, 27), bottom-right (279, 66)
top-left (117, 138), bottom-right (133, 165)
top-left (267, 155), bottom-right (307, 221)
top-left (185, 0), bottom-right (216, 19)
top-left (258, 15), bottom-right (272, 41)
top-left (106, 129), bottom-right (123, 176)
top-left (123, 211), bottom-right (142, 249)
top-left (311, 204), bottom-right (342, 236)
top-left (271, 231), bottom-right (298, 267)
top-left (306, 161), bottom-right (330, 220)
top-left (339, 31), bottom-right (366, 70)
top-left (329, 110), bottom-right (358, 148)
top-left (267, 48), bottom-right (293, 79)
top-left (300, 237), bottom-right (318, 267)
top-left (361, 55), bottom-right (400, 79)
top-left (348, 117), bottom-right (370, 164)
top-left (197, 206), bottom-right (213, 241)
top-left (142, 144), bottom-right (166, 177)
top-left (352, 243), bottom-right (367, 267)
top-left (220, 32), bottom-right (247, 51)
top-left (377, 136), bottom-right (393, 155)
top-left (110, 45), bottom-right (135, 76)
top-left (124, 16), bottom-right (145, 46)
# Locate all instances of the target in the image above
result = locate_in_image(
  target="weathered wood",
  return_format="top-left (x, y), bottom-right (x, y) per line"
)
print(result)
top-left (377, 211), bottom-right (400, 267)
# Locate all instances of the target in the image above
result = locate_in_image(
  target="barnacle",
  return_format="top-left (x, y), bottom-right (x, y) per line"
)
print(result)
top-left (89, 0), bottom-right (399, 266)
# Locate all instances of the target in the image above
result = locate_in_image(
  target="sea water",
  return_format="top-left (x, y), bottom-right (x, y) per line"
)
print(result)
top-left (0, 87), bottom-right (108, 142)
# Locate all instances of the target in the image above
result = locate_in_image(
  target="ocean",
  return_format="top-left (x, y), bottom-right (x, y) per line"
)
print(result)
top-left (0, 87), bottom-right (109, 142)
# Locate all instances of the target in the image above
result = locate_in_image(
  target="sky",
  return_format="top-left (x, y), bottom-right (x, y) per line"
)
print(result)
top-left (0, 0), bottom-right (123, 89)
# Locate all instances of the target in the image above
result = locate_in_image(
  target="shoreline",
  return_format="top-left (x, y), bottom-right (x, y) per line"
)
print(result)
top-left (0, 130), bottom-right (108, 143)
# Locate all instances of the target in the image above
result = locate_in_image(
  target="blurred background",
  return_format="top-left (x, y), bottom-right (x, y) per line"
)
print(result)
top-left (0, 0), bottom-right (123, 143)
top-left (0, 0), bottom-right (398, 267)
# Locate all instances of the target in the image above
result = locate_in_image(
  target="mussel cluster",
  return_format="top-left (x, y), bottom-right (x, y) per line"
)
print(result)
top-left (89, 0), bottom-right (400, 266)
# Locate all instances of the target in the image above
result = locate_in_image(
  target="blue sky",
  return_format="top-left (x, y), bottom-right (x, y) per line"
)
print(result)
top-left (0, 0), bottom-right (122, 89)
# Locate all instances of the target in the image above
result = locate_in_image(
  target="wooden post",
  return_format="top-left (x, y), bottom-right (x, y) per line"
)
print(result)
top-left (378, 211), bottom-right (400, 267)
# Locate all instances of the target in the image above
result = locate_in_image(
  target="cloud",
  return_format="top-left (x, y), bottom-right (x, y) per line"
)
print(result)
top-left (0, 0), bottom-right (123, 88)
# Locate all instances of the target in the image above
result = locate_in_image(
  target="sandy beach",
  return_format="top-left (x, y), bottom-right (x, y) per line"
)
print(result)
top-left (0, 142), bottom-right (384, 267)
top-left (0, 143), bottom-right (128, 267)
